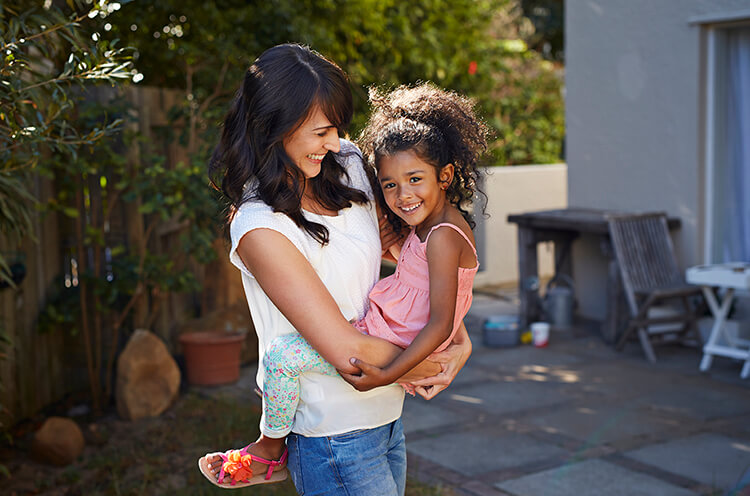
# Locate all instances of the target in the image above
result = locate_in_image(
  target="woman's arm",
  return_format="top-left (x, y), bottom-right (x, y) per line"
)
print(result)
top-left (340, 227), bottom-right (466, 391)
top-left (410, 321), bottom-right (472, 399)
top-left (236, 228), bottom-right (403, 374)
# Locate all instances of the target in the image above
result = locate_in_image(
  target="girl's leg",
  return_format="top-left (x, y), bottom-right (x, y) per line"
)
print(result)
top-left (262, 333), bottom-right (337, 437)
top-left (286, 420), bottom-right (405, 496)
top-left (199, 334), bottom-right (336, 487)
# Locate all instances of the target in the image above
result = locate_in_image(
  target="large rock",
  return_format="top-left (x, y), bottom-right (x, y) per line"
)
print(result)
top-left (31, 417), bottom-right (85, 466)
top-left (116, 329), bottom-right (180, 421)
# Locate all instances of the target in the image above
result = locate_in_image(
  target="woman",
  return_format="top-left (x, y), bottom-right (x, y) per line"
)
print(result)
top-left (205, 43), bottom-right (472, 495)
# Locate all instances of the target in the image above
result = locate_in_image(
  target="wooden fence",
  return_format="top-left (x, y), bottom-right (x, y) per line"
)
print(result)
top-left (0, 86), bottom-right (244, 426)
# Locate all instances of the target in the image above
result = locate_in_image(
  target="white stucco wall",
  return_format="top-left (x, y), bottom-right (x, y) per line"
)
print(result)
top-left (566, 0), bottom-right (750, 319)
top-left (474, 164), bottom-right (568, 287)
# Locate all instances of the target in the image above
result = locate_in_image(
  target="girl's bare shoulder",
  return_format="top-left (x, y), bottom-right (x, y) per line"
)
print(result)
top-left (423, 209), bottom-right (477, 267)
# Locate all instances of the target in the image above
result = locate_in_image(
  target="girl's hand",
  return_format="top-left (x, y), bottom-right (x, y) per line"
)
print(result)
top-left (339, 358), bottom-right (396, 392)
top-left (409, 324), bottom-right (472, 400)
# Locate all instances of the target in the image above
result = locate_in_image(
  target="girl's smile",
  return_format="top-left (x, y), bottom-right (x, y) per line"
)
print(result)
top-left (377, 150), bottom-right (453, 229)
top-left (400, 201), bottom-right (422, 213)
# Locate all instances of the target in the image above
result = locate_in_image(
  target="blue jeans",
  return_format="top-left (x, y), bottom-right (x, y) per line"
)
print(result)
top-left (286, 419), bottom-right (406, 495)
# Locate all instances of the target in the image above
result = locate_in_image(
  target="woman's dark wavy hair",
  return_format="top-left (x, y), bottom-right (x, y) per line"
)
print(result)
top-left (208, 43), bottom-right (369, 245)
top-left (358, 83), bottom-right (489, 234)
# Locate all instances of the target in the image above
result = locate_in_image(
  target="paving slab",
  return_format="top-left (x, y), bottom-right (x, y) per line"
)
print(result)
top-left (634, 384), bottom-right (750, 420)
top-left (526, 404), bottom-right (673, 445)
top-left (495, 458), bottom-right (698, 496)
top-left (470, 346), bottom-right (584, 372)
top-left (625, 433), bottom-right (750, 490)
top-left (450, 360), bottom-right (507, 386)
top-left (566, 362), bottom-right (685, 399)
top-left (552, 335), bottom-right (622, 361)
top-left (438, 379), bottom-right (570, 415)
top-left (407, 431), bottom-right (567, 476)
top-left (193, 362), bottom-right (260, 403)
top-left (402, 396), bottom-right (467, 435)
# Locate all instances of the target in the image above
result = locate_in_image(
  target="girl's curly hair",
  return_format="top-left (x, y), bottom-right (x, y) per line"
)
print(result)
top-left (358, 83), bottom-right (489, 233)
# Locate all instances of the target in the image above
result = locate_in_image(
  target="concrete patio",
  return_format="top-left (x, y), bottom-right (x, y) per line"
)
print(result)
top-left (402, 292), bottom-right (750, 496)
top-left (206, 291), bottom-right (750, 496)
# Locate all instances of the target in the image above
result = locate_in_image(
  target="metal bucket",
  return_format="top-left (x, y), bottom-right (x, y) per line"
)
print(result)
top-left (543, 274), bottom-right (575, 329)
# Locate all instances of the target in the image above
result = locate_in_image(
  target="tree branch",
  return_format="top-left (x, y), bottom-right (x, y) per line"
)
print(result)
top-left (0, 12), bottom-right (88, 52)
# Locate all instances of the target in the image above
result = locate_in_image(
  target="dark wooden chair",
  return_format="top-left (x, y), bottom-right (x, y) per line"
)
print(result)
top-left (607, 213), bottom-right (703, 362)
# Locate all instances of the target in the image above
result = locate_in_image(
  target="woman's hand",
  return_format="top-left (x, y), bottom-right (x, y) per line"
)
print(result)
top-left (377, 203), bottom-right (404, 262)
top-left (409, 322), bottom-right (472, 400)
top-left (379, 215), bottom-right (402, 253)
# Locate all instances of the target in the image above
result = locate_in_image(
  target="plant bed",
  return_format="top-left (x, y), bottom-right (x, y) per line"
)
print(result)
top-left (1, 392), bottom-right (452, 495)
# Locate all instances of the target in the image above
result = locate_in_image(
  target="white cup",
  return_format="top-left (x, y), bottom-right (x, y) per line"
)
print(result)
top-left (531, 322), bottom-right (550, 347)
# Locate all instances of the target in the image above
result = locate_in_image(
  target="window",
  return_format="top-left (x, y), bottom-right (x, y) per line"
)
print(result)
top-left (700, 17), bottom-right (750, 263)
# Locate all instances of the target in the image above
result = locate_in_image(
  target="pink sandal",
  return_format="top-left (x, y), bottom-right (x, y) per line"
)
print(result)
top-left (198, 443), bottom-right (289, 488)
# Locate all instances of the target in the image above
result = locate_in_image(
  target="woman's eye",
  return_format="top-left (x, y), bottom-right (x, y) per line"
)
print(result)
top-left (317, 132), bottom-right (327, 137)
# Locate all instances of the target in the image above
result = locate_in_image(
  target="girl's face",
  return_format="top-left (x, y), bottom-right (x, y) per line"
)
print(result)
top-left (377, 150), bottom-right (453, 228)
top-left (283, 105), bottom-right (341, 178)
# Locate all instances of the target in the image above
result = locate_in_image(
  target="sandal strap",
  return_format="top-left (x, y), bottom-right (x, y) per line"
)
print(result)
top-left (215, 452), bottom-right (229, 484)
top-left (239, 444), bottom-right (289, 480)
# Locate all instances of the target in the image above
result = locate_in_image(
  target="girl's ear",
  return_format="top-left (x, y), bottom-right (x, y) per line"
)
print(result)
top-left (439, 164), bottom-right (455, 190)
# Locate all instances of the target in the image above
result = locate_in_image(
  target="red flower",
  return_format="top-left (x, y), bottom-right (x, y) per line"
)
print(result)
top-left (468, 61), bottom-right (477, 75)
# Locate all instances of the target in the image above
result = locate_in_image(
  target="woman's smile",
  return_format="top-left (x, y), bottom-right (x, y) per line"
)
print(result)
top-left (307, 153), bottom-right (326, 162)
top-left (283, 105), bottom-right (340, 178)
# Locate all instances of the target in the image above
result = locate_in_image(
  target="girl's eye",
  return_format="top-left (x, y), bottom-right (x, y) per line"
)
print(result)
top-left (382, 182), bottom-right (395, 190)
top-left (316, 131), bottom-right (327, 137)
top-left (409, 176), bottom-right (421, 183)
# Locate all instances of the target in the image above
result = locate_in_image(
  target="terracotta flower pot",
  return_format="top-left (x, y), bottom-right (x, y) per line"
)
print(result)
top-left (179, 332), bottom-right (246, 386)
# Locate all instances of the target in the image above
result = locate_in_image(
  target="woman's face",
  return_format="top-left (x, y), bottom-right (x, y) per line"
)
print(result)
top-left (283, 105), bottom-right (341, 178)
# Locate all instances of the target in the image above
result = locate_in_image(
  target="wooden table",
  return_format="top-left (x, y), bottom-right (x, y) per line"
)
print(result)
top-left (687, 263), bottom-right (750, 378)
top-left (507, 208), bottom-right (681, 342)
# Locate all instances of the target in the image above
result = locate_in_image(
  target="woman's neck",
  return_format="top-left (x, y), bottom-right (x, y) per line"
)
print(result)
top-left (301, 185), bottom-right (338, 216)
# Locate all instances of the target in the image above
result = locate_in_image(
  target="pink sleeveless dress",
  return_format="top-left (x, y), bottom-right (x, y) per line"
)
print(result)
top-left (356, 223), bottom-right (479, 354)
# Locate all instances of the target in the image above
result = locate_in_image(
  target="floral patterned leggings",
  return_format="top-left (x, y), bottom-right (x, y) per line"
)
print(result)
top-left (262, 333), bottom-right (337, 437)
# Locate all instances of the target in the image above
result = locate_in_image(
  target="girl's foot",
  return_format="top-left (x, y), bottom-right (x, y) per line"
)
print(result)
top-left (198, 437), bottom-right (288, 488)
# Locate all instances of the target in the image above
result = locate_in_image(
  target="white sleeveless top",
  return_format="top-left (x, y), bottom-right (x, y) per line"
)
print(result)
top-left (229, 139), bottom-right (404, 437)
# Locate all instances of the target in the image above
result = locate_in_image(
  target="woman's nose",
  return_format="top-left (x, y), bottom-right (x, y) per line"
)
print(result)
top-left (324, 135), bottom-right (340, 153)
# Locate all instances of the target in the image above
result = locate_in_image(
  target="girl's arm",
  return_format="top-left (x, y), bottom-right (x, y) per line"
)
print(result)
top-left (236, 228), bottom-right (439, 375)
top-left (340, 227), bottom-right (466, 391)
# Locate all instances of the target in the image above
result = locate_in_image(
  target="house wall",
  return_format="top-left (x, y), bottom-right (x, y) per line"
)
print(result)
top-left (565, 0), bottom-right (750, 319)
top-left (474, 164), bottom-right (568, 287)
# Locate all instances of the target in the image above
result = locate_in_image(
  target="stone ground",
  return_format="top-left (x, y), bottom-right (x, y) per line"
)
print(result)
top-left (403, 291), bottom-right (750, 496)
top-left (204, 289), bottom-right (750, 496)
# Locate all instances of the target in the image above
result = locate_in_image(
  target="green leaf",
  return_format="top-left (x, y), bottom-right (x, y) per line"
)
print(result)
top-left (62, 207), bottom-right (80, 218)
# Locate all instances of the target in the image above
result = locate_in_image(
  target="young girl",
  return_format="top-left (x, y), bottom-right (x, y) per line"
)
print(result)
top-left (200, 82), bottom-right (487, 488)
